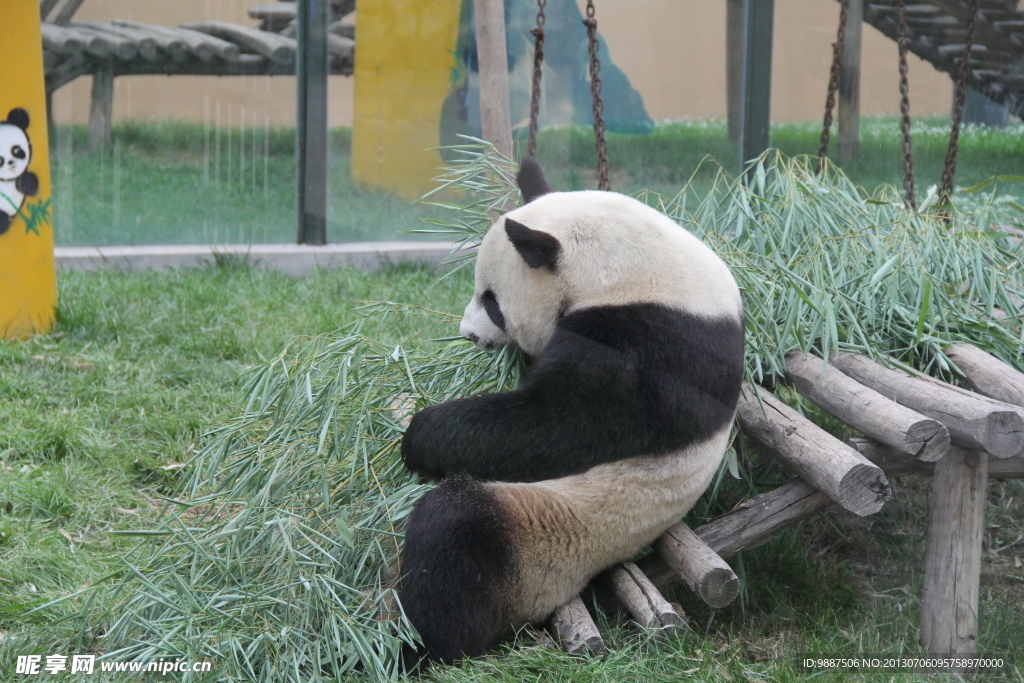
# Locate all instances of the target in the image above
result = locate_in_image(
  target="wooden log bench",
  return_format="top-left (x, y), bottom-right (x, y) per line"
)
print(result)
top-left (39, 0), bottom-right (356, 151)
top-left (539, 345), bottom-right (1019, 674)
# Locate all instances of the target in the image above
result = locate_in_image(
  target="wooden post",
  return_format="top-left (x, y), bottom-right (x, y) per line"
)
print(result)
top-left (473, 0), bottom-right (512, 160)
top-left (726, 0), bottom-right (744, 143)
top-left (735, 385), bottom-right (891, 516)
top-left (837, 0), bottom-right (862, 161)
top-left (549, 595), bottom-right (605, 656)
top-left (739, 0), bottom-right (774, 177)
top-left (920, 447), bottom-right (988, 667)
top-left (296, 0), bottom-right (328, 245)
top-left (87, 63), bottom-right (113, 151)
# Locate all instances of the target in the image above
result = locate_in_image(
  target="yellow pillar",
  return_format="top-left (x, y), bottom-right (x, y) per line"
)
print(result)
top-left (0, 0), bottom-right (57, 339)
top-left (351, 0), bottom-right (463, 201)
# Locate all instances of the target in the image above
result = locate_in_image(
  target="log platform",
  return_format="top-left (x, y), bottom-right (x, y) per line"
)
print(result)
top-left (546, 346), bottom-right (1019, 669)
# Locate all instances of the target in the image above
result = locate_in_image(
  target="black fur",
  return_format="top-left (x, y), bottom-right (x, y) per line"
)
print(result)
top-left (504, 218), bottom-right (560, 272)
top-left (16, 171), bottom-right (38, 197)
top-left (481, 290), bottom-right (506, 331)
top-left (402, 303), bottom-right (744, 483)
top-left (5, 108), bottom-right (29, 130)
top-left (516, 156), bottom-right (551, 204)
top-left (398, 477), bottom-right (515, 664)
top-left (0, 212), bottom-right (9, 236)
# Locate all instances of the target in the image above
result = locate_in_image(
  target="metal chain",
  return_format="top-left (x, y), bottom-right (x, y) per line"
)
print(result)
top-left (816, 0), bottom-right (851, 174)
top-left (940, 0), bottom-right (979, 205)
top-left (583, 0), bottom-right (610, 191)
top-left (527, 0), bottom-right (547, 159)
top-left (897, 0), bottom-right (916, 209)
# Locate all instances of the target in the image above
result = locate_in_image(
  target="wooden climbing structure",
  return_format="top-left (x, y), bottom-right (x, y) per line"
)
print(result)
top-left (858, 0), bottom-right (1024, 120)
top-left (546, 345), bottom-right (1023, 674)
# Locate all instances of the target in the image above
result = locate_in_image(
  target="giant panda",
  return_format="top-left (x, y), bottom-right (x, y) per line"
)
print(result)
top-left (397, 158), bottom-right (745, 665)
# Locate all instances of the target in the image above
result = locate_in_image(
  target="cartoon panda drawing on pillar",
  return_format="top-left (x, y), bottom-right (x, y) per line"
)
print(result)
top-left (0, 108), bottom-right (39, 236)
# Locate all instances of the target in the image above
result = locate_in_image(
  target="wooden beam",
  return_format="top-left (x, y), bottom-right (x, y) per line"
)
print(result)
top-left (638, 478), bottom-right (833, 592)
top-left (181, 20), bottom-right (293, 63)
top-left (598, 562), bottom-right (685, 630)
top-left (549, 596), bottom-right (605, 656)
top-left (52, 0), bottom-right (88, 26)
top-left (735, 384), bottom-right (891, 516)
top-left (295, 0), bottom-right (328, 245)
top-left (726, 0), bottom-right (744, 143)
top-left (786, 352), bottom-right (949, 462)
top-left (920, 447), bottom-right (988, 666)
top-left (87, 63), bottom-right (113, 151)
top-left (850, 437), bottom-right (1024, 479)
top-left (832, 353), bottom-right (1024, 458)
top-left (946, 344), bottom-right (1024, 408)
top-left (739, 0), bottom-right (774, 176)
top-left (837, 0), bottom-right (862, 160)
top-left (473, 0), bottom-right (513, 160)
top-left (653, 522), bottom-right (739, 608)
top-left (40, 0), bottom-right (62, 21)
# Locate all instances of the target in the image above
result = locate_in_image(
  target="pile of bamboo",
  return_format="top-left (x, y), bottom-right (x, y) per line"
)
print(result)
top-left (551, 344), bottom-right (1022, 673)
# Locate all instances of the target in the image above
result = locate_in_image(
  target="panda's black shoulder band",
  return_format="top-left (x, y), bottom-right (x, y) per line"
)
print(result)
top-left (517, 157), bottom-right (552, 204)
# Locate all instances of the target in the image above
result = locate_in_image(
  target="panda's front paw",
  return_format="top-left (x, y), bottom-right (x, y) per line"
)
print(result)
top-left (16, 171), bottom-right (38, 197)
top-left (400, 408), bottom-right (442, 478)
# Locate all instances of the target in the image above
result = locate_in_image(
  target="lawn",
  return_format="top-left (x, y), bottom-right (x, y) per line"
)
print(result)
top-left (0, 261), bottom-right (1021, 682)
top-left (49, 116), bottom-right (1024, 246)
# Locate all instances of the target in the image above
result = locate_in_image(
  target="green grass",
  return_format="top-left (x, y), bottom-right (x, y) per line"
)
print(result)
top-left (1, 263), bottom-right (1021, 681)
top-left (50, 116), bottom-right (1024, 246)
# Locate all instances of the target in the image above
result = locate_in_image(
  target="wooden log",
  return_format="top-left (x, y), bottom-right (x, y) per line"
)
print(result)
top-left (88, 64), bottom-right (114, 152)
top-left (181, 20), bottom-right (294, 64)
top-left (920, 447), bottom-right (988, 667)
top-left (473, 0), bottom-right (513, 161)
top-left (652, 522), bottom-right (739, 608)
top-left (248, 2), bottom-right (297, 33)
top-left (111, 20), bottom-right (189, 62)
top-left (598, 562), bottom-right (685, 630)
top-left (41, 23), bottom-right (110, 59)
top-left (51, 0), bottom-right (87, 26)
top-left (946, 343), bottom-right (1024, 408)
top-left (73, 21), bottom-right (159, 61)
top-left (40, 0), bottom-right (62, 21)
top-left (548, 595), bottom-right (605, 656)
top-left (735, 384), bottom-right (891, 516)
top-left (837, 0), bottom-right (862, 160)
top-left (329, 21), bottom-right (355, 39)
top-left (786, 352), bottom-right (949, 461)
top-left (832, 353), bottom-right (1024, 458)
top-left (638, 478), bottom-right (833, 592)
top-left (45, 54), bottom-right (92, 92)
top-left (850, 437), bottom-right (1024, 479)
top-left (66, 24), bottom-right (138, 61)
top-left (327, 34), bottom-right (354, 61)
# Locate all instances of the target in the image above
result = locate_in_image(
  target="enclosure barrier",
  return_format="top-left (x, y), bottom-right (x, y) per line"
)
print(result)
top-left (538, 344), bottom-right (1019, 673)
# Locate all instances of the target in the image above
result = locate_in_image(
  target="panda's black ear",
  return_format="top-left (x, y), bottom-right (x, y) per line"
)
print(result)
top-left (505, 218), bottom-right (560, 272)
top-left (6, 108), bottom-right (29, 131)
top-left (517, 157), bottom-right (551, 205)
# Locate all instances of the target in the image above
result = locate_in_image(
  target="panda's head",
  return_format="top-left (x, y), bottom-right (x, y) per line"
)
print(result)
top-left (460, 158), bottom-right (743, 357)
top-left (0, 109), bottom-right (32, 182)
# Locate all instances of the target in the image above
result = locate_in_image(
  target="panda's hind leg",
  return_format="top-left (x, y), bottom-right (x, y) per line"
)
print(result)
top-left (398, 476), bottom-right (514, 665)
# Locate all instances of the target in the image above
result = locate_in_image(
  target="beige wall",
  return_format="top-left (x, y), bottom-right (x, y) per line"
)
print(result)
top-left (53, 0), bottom-right (954, 127)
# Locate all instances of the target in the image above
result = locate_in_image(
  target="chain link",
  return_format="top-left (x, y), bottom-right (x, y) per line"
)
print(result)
top-left (897, 0), bottom-right (916, 209)
top-left (816, 0), bottom-right (851, 174)
top-left (583, 0), bottom-right (610, 191)
top-left (527, 0), bottom-right (547, 159)
top-left (940, 0), bottom-right (979, 205)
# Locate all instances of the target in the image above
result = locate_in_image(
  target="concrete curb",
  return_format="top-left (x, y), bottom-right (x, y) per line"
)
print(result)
top-left (54, 242), bottom-right (467, 277)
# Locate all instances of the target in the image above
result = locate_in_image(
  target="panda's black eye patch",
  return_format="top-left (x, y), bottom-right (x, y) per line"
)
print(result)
top-left (481, 290), bottom-right (506, 331)
top-left (11, 146), bottom-right (25, 160)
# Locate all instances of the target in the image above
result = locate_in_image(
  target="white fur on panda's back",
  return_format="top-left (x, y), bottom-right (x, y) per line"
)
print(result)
top-left (487, 426), bottom-right (731, 625)
top-left (505, 191), bottom-right (742, 320)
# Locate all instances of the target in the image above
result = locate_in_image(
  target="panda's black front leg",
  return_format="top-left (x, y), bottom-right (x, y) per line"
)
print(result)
top-left (16, 171), bottom-right (38, 197)
top-left (0, 212), bottom-right (10, 236)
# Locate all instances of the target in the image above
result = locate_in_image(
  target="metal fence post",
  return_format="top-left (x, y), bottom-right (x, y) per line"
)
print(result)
top-left (739, 0), bottom-right (774, 178)
top-left (296, 0), bottom-right (328, 245)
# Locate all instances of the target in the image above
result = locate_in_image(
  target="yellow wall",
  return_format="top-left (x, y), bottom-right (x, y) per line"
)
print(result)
top-left (1, 0), bottom-right (57, 338)
top-left (52, 0), bottom-right (957, 127)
